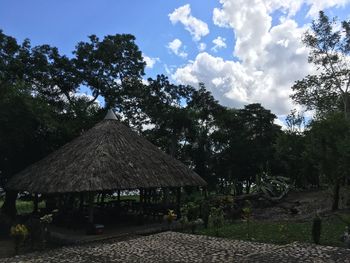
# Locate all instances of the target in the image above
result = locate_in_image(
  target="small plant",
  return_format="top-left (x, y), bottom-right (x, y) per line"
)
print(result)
top-left (209, 207), bottom-right (224, 236)
top-left (200, 199), bottom-right (210, 228)
top-left (181, 202), bottom-right (202, 233)
top-left (341, 226), bottom-right (350, 248)
top-left (10, 224), bottom-right (29, 254)
top-left (178, 214), bottom-right (189, 230)
top-left (40, 214), bottom-right (53, 224)
top-left (312, 213), bottom-right (322, 244)
top-left (185, 202), bottom-right (200, 222)
top-left (242, 200), bottom-right (252, 239)
top-left (164, 209), bottom-right (177, 225)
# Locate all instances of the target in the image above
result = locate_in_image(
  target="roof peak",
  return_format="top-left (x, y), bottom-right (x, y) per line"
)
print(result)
top-left (104, 109), bottom-right (118, 120)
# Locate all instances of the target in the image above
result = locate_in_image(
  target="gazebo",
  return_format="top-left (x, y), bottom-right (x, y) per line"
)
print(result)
top-left (6, 110), bottom-right (206, 226)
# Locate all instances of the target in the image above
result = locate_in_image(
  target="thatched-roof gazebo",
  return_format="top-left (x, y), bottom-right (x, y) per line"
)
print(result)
top-left (7, 110), bottom-right (206, 224)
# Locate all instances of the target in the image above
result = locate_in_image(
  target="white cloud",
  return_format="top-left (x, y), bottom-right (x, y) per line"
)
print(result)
top-left (198, 42), bottom-right (207, 51)
top-left (143, 54), bottom-right (159, 69)
top-left (211, 36), bottom-right (227, 52)
top-left (169, 4), bottom-right (209, 41)
top-left (167, 39), bottom-right (188, 58)
top-left (173, 0), bottom-right (350, 116)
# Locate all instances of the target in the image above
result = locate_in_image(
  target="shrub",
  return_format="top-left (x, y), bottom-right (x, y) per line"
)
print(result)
top-left (242, 200), bottom-right (252, 239)
top-left (209, 207), bottom-right (224, 236)
top-left (10, 224), bottom-right (28, 254)
top-left (200, 199), bottom-right (210, 228)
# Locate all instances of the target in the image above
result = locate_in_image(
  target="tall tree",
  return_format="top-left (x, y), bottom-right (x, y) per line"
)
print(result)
top-left (275, 110), bottom-right (307, 188)
top-left (291, 11), bottom-right (350, 118)
top-left (73, 34), bottom-right (146, 113)
top-left (291, 12), bottom-right (350, 209)
top-left (305, 113), bottom-right (350, 210)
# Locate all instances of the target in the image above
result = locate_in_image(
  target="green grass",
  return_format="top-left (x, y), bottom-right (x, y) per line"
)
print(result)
top-left (198, 216), bottom-right (347, 247)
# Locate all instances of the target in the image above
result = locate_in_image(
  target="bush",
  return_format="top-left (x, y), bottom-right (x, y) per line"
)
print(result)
top-left (242, 200), bottom-right (252, 239)
top-left (200, 199), bottom-right (210, 228)
top-left (209, 207), bottom-right (224, 236)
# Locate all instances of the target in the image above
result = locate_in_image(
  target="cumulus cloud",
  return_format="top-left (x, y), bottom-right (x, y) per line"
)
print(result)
top-left (167, 39), bottom-right (188, 58)
top-left (198, 42), bottom-right (207, 51)
top-left (169, 4), bottom-right (209, 41)
top-left (143, 54), bottom-right (160, 69)
top-left (173, 0), bottom-right (350, 115)
top-left (211, 36), bottom-right (227, 52)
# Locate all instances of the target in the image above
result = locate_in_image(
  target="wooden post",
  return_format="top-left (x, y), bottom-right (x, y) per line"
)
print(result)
top-left (176, 187), bottom-right (181, 218)
top-left (79, 193), bottom-right (84, 211)
top-left (33, 193), bottom-right (39, 214)
top-left (88, 192), bottom-right (95, 224)
top-left (101, 192), bottom-right (106, 205)
top-left (163, 188), bottom-right (169, 204)
top-left (204, 187), bottom-right (208, 199)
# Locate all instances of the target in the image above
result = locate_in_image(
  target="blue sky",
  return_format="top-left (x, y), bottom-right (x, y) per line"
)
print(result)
top-left (1, 0), bottom-right (350, 123)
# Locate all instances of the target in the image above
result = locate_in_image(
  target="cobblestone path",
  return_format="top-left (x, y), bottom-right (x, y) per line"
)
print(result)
top-left (2, 232), bottom-right (350, 262)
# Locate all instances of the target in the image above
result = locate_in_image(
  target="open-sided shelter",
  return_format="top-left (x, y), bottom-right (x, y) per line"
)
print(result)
top-left (7, 110), bottom-right (206, 223)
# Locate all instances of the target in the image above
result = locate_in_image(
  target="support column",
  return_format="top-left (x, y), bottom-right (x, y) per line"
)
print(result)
top-left (117, 190), bottom-right (121, 202)
top-left (176, 187), bottom-right (181, 218)
top-left (88, 192), bottom-right (95, 224)
top-left (79, 193), bottom-right (84, 211)
top-left (33, 193), bottom-right (39, 214)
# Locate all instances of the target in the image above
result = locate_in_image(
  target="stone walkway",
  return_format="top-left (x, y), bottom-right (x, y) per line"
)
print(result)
top-left (2, 232), bottom-right (350, 262)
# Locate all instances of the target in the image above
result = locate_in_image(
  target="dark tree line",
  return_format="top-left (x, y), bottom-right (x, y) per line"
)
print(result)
top-left (1, 10), bottom-right (349, 217)
top-left (0, 30), bottom-right (284, 217)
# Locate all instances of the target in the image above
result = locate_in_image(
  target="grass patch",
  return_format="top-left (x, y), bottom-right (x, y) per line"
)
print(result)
top-left (198, 216), bottom-right (347, 247)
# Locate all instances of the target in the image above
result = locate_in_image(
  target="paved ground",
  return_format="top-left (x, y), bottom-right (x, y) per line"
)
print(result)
top-left (2, 232), bottom-right (350, 262)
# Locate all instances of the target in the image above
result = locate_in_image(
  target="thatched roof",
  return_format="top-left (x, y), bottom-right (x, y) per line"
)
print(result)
top-left (7, 110), bottom-right (206, 193)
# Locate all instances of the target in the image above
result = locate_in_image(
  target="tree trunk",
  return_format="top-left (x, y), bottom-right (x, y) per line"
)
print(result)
top-left (343, 92), bottom-right (350, 120)
top-left (332, 180), bottom-right (340, 211)
top-left (1, 191), bottom-right (17, 219)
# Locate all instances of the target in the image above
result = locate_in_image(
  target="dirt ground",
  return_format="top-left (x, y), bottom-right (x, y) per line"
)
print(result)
top-left (253, 188), bottom-right (350, 221)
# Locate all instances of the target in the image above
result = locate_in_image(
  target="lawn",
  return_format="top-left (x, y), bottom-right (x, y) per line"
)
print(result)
top-left (198, 216), bottom-right (347, 247)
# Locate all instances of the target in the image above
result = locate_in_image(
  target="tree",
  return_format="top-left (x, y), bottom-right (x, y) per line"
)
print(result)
top-left (140, 75), bottom-right (194, 156)
top-left (185, 84), bottom-right (225, 189)
top-left (305, 113), bottom-right (350, 210)
top-left (291, 11), bottom-right (350, 118)
top-left (212, 104), bottom-right (281, 194)
top-left (291, 12), bottom-right (350, 209)
top-left (274, 110), bottom-right (308, 188)
top-left (73, 34), bottom-right (146, 114)
top-left (237, 104), bottom-right (281, 193)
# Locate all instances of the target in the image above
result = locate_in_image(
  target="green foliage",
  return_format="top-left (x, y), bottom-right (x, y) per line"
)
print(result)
top-left (181, 202), bottom-right (200, 222)
top-left (312, 214), bottom-right (322, 244)
top-left (305, 113), bottom-right (350, 209)
top-left (254, 172), bottom-right (289, 196)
